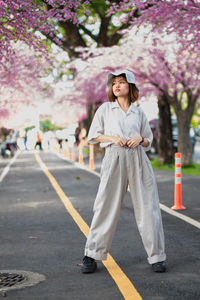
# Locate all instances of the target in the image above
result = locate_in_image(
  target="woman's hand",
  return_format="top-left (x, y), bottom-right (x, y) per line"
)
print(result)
top-left (92, 135), bottom-right (127, 147)
top-left (111, 136), bottom-right (127, 147)
top-left (126, 136), bottom-right (142, 148)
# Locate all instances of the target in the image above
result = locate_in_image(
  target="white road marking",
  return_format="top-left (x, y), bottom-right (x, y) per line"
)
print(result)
top-left (55, 150), bottom-right (200, 230)
top-left (159, 204), bottom-right (200, 229)
top-left (0, 151), bottom-right (20, 183)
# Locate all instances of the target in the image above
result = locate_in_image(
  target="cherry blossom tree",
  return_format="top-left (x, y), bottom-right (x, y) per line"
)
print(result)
top-left (0, 0), bottom-right (134, 63)
top-left (1, 0), bottom-right (199, 62)
top-left (0, 0), bottom-right (88, 63)
top-left (107, 0), bottom-right (200, 50)
top-left (0, 42), bottom-right (52, 125)
top-left (0, 0), bottom-right (137, 123)
top-left (134, 44), bottom-right (200, 165)
top-left (105, 0), bottom-right (200, 165)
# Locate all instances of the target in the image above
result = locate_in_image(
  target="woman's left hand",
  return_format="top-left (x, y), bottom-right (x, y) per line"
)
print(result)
top-left (126, 136), bottom-right (142, 148)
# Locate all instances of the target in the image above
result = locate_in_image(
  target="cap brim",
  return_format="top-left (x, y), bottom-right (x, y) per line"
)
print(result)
top-left (107, 70), bottom-right (136, 87)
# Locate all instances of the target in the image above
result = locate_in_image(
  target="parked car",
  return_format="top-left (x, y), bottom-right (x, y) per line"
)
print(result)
top-left (195, 128), bottom-right (200, 143)
top-left (149, 119), bottom-right (159, 154)
top-left (149, 118), bottom-right (196, 154)
top-left (171, 118), bottom-right (196, 153)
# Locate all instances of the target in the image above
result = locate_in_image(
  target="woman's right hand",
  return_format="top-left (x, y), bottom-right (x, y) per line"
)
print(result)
top-left (111, 136), bottom-right (127, 147)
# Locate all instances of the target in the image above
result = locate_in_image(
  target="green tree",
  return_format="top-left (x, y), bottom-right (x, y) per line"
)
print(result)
top-left (42, 0), bottom-right (137, 58)
top-left (40, 120), bottom-right (62, 132)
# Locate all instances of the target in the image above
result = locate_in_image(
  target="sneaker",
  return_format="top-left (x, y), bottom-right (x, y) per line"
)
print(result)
top-left (152, 261), bottom-right (166, 273)
top-left (81, 256), bottom-right (97, 274)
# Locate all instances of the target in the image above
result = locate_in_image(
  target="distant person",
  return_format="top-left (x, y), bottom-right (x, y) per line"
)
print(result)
top-left (81, 69), bottom-right (166, 274)
top-left (35, 130), bottom-right (43, 150)
top-left (56, 130), bottom-right (64, 149)
top-left (43, 128), bottom-right (53, 150)
top-left (79, 127), bottom-right (87, 147)
top-left (9, 129), bottom-right (18, 151)
top-left (75, 127), bottom-right (81, 147)
top-left (23, 130), bottom-right (28, 150)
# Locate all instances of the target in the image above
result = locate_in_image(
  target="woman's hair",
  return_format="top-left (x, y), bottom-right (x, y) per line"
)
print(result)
top-left (107, 74), bottom-right (139, 103)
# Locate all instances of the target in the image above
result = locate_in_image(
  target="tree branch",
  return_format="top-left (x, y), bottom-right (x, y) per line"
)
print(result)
top-left (78, 24), bottom-right (98, 42)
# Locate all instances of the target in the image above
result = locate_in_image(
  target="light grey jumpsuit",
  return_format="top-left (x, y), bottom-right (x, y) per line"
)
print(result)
top-left (84, 101), bottom-right (166, 264)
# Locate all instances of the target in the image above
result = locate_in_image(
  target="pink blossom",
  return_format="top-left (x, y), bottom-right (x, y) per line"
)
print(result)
top-left (13, 4), bottom-right (19, 9)
top-left (0, 1), bottom-right (5, 8)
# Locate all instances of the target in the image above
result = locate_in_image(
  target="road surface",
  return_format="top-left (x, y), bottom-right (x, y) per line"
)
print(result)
top-left (0, 150), bottom-right (199, 299)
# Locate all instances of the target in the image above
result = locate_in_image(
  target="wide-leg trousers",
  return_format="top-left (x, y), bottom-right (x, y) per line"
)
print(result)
top-left (84, 145), bottom-right (166, 264)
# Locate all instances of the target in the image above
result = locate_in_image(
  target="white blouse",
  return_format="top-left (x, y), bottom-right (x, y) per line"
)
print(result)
top-left (87, 101), bottom-right (153, 152)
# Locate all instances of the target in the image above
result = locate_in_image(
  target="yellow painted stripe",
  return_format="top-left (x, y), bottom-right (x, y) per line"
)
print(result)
top-left (35, 152), bottom-right (142, 300)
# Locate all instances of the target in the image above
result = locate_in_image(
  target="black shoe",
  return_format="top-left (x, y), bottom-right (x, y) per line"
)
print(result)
top-left (152, 261), bottom-right (166, 273)
top-left (81, 256), bottom-right (97, 274)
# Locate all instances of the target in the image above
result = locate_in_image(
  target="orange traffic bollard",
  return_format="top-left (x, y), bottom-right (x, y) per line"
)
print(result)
top-left (65, 141), bottom-right (70, 159)
top-left (62, 143), bottom-right (65, 156)
top-left (171, 153), bottom-right (186, 210)
top-left (78, 145), bottom-right (84, 165)
top-left (89, 144), bottom-right (94, 170)
top-left (71, 147), bottom-right (76, 162)
top-left (53, 145), bottom-right (58, 151)
top-left (53, 139), bottom-right (59, 151)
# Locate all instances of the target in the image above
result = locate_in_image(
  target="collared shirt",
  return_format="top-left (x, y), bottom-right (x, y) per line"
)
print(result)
top-left (87, 101), bottom-right (153, 152)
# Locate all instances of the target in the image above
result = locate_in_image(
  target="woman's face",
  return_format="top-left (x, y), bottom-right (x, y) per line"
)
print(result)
top-left (112, 76), bottom-right (129, 98)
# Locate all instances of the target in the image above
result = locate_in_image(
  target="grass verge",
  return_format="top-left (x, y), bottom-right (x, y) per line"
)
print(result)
top-left (151, 158), bottom-right (200, 177)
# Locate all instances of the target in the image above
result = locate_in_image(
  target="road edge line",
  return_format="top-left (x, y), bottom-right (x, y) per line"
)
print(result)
top-left (0, 150), bottom-right (20, 183)
top-left (159, 204), bottom-right (200, 229)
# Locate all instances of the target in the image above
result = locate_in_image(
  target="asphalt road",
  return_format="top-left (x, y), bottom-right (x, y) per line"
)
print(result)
top-left (0, 150), bottom-right (200, 300)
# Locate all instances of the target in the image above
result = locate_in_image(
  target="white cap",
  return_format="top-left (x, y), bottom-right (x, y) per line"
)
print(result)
top-left (107, 69), bottom-right (136, 87)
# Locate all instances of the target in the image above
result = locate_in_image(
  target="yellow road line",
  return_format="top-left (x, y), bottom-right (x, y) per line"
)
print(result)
top-left (35, 152), bottom-right (142, 300)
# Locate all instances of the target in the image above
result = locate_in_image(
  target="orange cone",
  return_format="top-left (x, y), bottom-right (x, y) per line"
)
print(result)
top-left (78, 145), bottom-right (84, 165)
top-left (171, 152), bottom-right (186, 210)
top-left (89, 144), bottom-right (94, 170)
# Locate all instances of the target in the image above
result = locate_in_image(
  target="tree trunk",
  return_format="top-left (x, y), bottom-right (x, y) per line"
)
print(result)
top-left (177, 115), bottom-right (192, 165)
top-left (172, 93), bottom-right (196, 166)
top-left (79, 102), bottom-right (105, 158)
top-left (157, 93), bottom-right (174, 165)
top-left (80, 103), bottom-right (97, 134)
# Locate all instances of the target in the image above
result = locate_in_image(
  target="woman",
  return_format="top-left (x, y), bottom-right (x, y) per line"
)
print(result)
top-left (81, 69), bottom-right (166, 273)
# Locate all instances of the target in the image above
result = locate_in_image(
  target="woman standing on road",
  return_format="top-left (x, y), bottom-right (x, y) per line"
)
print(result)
top-left (81, 69), bottom-right (166, 273)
